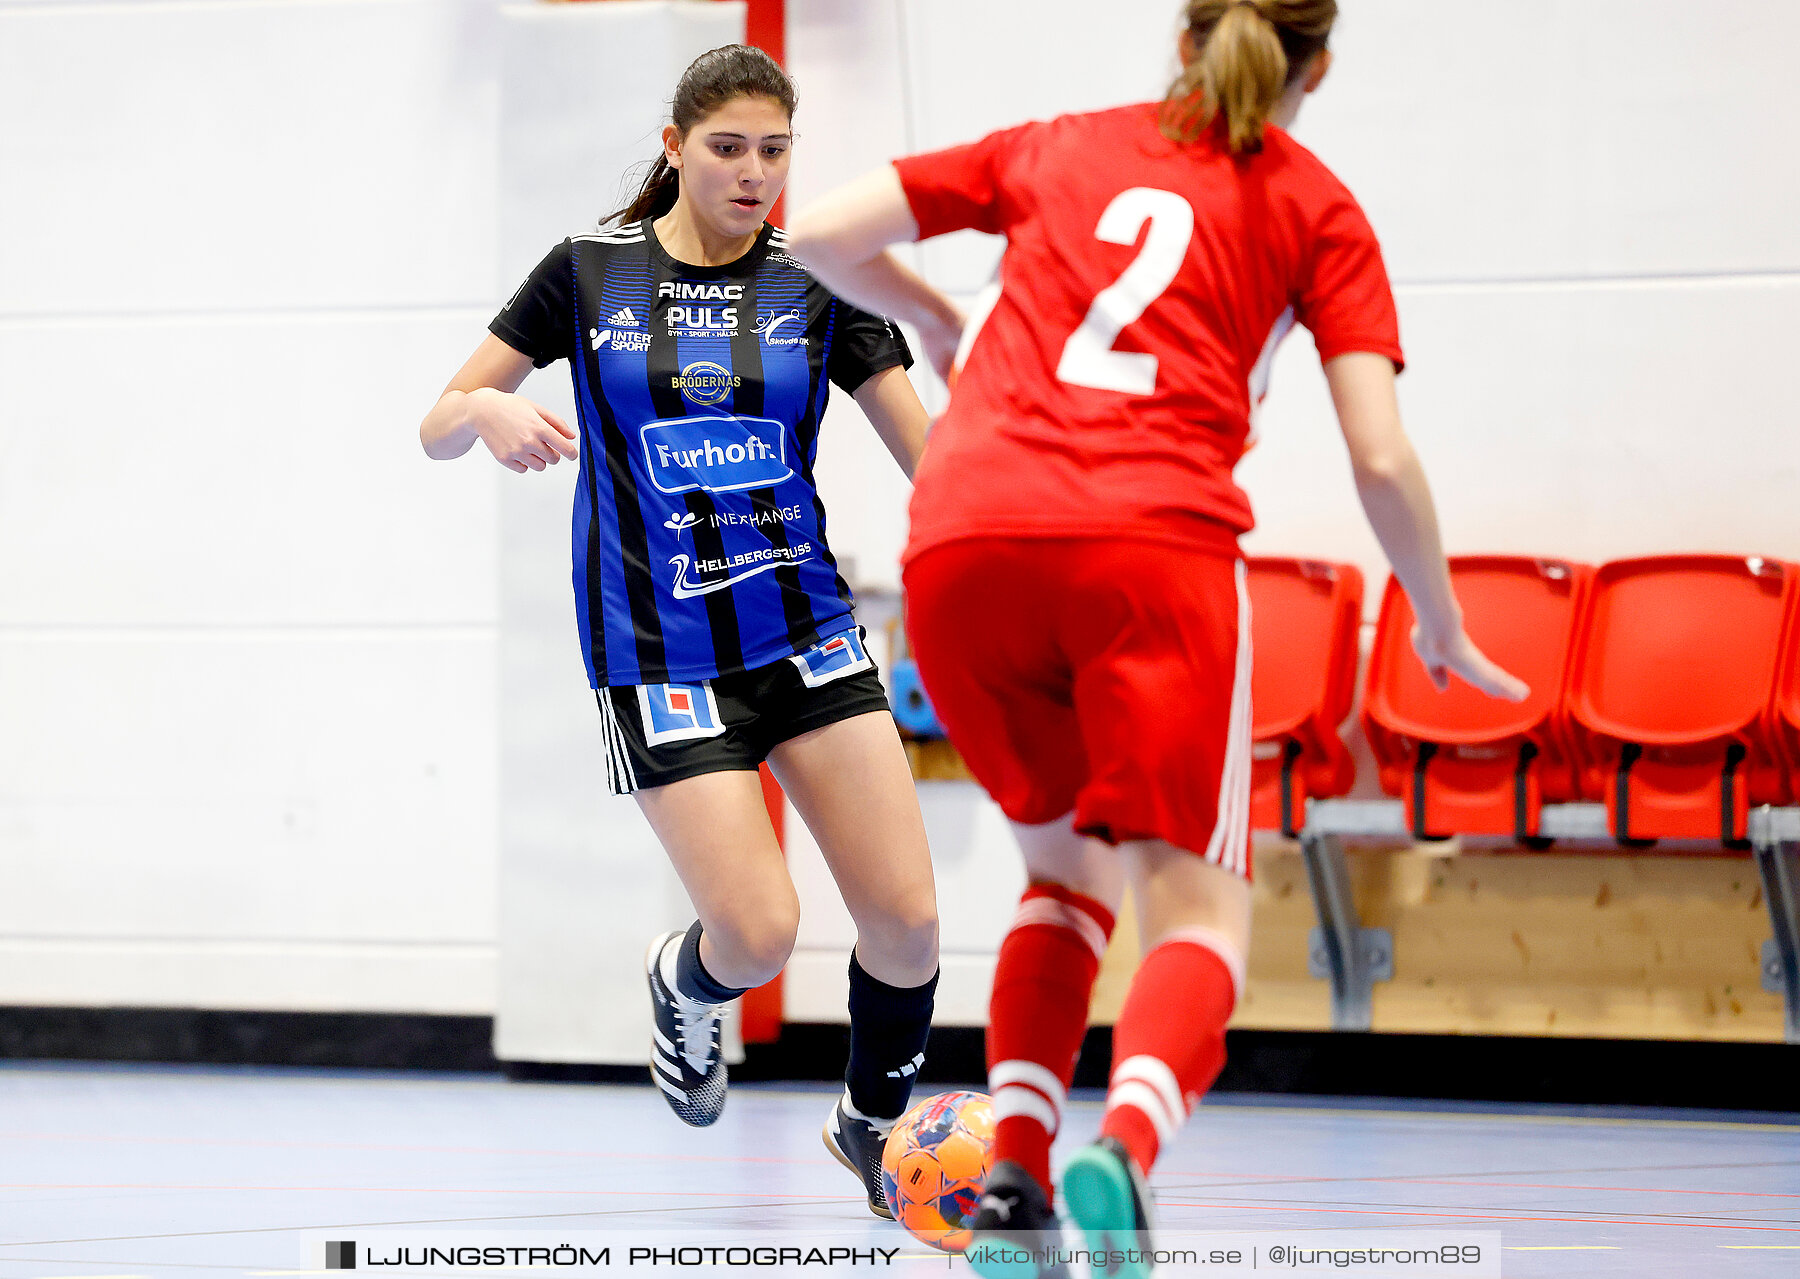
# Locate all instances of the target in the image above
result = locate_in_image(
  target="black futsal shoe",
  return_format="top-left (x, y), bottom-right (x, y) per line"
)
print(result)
top-left (964, 1159), bottom-right (1071, 1279)
top-left (821, 1097), bottom-right (895, 1219)
top-left (1060, 1136), bottom-right (1155, 1279)
top-left (644, 930), bottom-right (727, 1127)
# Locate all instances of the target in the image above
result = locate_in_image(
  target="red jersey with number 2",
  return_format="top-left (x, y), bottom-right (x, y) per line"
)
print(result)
top-left (893, 103), bottom-right (1404, 560)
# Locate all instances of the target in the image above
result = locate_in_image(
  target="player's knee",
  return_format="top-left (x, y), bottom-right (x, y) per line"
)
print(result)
top-left (864, 900), bottom-right (939, 976)
top-left (905, 902), bottom-right (941, 962)
top-left (715, 900), bottom-right (800, 985)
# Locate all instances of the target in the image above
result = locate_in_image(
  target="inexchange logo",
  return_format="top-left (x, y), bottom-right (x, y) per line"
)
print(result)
top-left (663, 506), bottom-right (801, 534)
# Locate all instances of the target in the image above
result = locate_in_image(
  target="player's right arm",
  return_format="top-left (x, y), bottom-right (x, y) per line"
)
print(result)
top-left (1325, 352), bottom-right (1527, 701)
top-left (787, 168), bottom-right (964, 381)
top-left (791, 123), bottom-right (1039, 381)
top-left (419, 334), bottom-right (577, 473)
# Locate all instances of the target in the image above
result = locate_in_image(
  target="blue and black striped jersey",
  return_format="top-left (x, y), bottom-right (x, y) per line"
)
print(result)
top-left (490, 220), bottom-right (912, 688)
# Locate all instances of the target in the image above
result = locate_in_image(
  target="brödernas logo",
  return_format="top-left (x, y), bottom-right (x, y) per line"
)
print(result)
top-left (670, 360), bottom-right (740, 407)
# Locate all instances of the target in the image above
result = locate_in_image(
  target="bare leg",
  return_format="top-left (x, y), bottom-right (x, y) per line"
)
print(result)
top-left (634, 769), bottom-right (800, 989)
top-left (1121, 838), bottom-right (1251, 954)
top-left (767, 710), bottom-right (939, 985)
top-left (1011, 813), bottom-right (1127, 914)
top-left (770, 710), bottom-right (940, 1201)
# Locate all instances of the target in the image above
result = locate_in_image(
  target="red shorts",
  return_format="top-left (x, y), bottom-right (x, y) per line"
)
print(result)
top-left (903, 537), bottom-right (1252, 878)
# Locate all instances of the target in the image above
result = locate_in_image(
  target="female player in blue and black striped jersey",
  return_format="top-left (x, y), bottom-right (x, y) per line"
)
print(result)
top-left (419, 46), bottom-right (937, 1217)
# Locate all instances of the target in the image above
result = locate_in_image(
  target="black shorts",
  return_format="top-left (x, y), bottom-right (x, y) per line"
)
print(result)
top-left (594, 629), bottom-right (892, 795)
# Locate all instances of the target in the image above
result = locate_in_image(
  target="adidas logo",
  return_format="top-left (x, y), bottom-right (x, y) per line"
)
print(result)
top-left (609, 307), bottom-right (639, 328)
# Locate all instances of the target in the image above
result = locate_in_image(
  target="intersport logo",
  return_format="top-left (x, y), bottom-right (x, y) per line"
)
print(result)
top-left (640, 414), bottom-right (792, 495)
top-left (590, 325), bottom-right (651, 352)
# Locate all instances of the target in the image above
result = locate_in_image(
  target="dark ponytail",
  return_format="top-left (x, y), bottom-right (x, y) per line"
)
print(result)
top-left (604, 44), bottom-right (798, 227)
top-left (613, 155), bottom-right (682, 227)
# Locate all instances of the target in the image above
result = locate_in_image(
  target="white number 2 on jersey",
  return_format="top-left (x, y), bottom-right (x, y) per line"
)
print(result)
top-left (1055, 187), bottom-right (1194, 396)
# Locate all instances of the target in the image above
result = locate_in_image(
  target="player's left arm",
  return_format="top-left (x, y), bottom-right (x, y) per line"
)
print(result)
top-left (851, 364), bottom-right (931, 480)
top-left (788, 169), bottom-right (964, 381)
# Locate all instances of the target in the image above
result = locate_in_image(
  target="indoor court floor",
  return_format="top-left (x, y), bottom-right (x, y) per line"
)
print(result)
top-left (3, 1061), bottom-right (1798, 1277)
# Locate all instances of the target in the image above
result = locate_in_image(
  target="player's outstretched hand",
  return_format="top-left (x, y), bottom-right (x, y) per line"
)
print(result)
top-left (470, 388), bottom-right (577, 473)
top-left (1411, 624), bottom-right (1530, 701)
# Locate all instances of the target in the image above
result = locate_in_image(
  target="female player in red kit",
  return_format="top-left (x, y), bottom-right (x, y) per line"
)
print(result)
top-left (791, 1), bottom-right (1526, 1272)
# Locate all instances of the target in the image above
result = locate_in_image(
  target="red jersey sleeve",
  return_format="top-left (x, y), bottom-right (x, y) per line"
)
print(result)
top-left (1295, 195), bottom-right (1405, 372)
top-left (892, 122), bottom-right (1038, 239)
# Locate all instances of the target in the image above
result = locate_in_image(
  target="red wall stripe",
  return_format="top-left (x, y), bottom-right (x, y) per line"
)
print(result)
top-left (737, 0), bottom-right (789, 1045)
top-left (745, 0), bottom-right (788, 226)
top-left (740, 764), bottom-right (787, 1043)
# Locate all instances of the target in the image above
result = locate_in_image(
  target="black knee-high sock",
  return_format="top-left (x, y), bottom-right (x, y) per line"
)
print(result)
top-left (673, 920), bottom-right (749, 1005)
top-left (844, 950), bottom-right (938, 1123)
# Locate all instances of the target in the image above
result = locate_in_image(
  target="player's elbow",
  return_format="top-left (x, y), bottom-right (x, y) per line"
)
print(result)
top-left (419, 390), bottom-right (467, 460)
top-left (1351, 449), bottom-right (1406, 487)
top-left (420, 419), bottom-right (451, 461)
top-left (782, 216), bottom-right (836, 274)
top-left (1348, 434), bottom-right (1418, 488)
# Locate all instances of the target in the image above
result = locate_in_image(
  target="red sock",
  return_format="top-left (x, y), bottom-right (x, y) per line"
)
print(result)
top-left (987, 882), bottom-right (1116, 1202)
top-left (1101, 927), bottom-right (1242, 1176)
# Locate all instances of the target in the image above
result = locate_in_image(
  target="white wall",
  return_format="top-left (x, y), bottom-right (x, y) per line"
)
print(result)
top-left (784, 0), bottom-right (1800, 1022)
top-left (0, 0), bottom-right (513, 1013)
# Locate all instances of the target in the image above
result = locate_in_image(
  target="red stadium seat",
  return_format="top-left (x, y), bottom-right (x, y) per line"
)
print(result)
top-left (1362, 557), bottom-right (1589, 842)
top-left (1768, 577), bottom-right (1800, 804)
top-left (1566, 555), bottom-right (1794, 845)
top-left (1247, 558), bottom-right (1363, 835)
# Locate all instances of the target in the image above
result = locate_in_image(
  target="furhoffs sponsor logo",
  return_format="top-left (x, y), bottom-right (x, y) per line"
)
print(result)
top-left (640, 414), bottom-right (792, 495)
